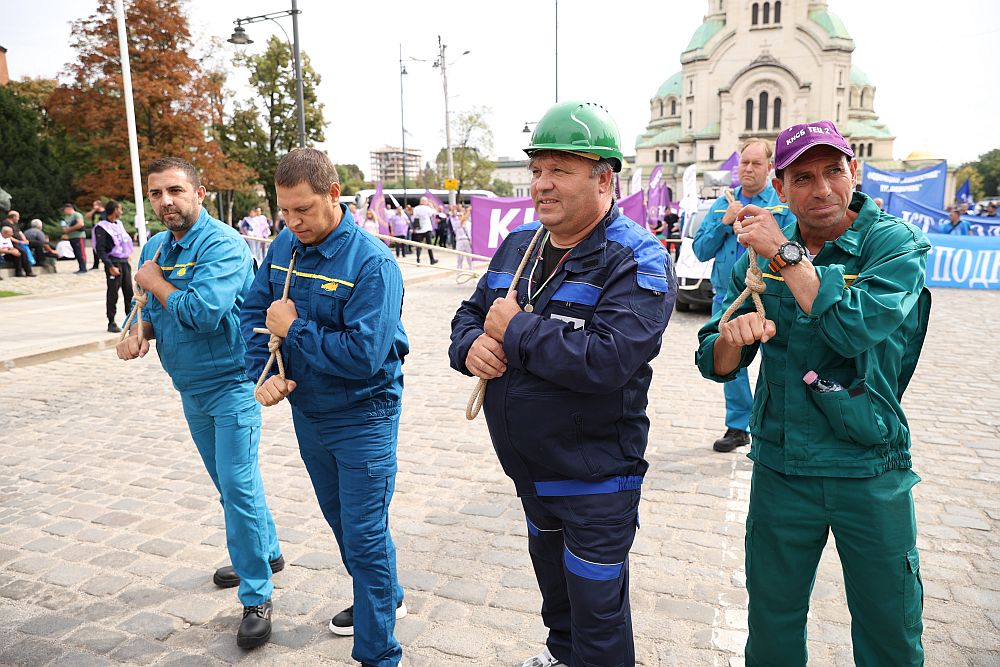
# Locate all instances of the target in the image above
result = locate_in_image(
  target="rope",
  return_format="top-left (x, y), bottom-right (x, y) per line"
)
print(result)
top-left (719, 189), bottom-right (767, 326)
top-left (253, 250), bottom-right (298, 389)
top-left (465, 225), bottom-right (546, 420)
top-left (372, 232), bottom-right (491, 262)
top-left (119, 245), bottom-right (162, 346)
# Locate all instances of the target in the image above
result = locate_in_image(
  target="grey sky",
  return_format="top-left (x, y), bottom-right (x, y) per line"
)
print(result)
top-left (3, 0), bottom-right (998, 179)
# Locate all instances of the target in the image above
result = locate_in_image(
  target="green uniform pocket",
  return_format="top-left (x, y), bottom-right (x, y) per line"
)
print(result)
top-left (806, 377), bottom-right (888, 447)
top-left (904, 547), bottom-right (923, 628)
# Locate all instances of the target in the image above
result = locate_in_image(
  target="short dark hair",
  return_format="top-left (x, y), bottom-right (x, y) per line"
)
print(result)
top-left (274, 148), bottom-right (340, 195)
top-left (104, 199), bottom-right (121, 216)
top-left (147, 157), bottom-right (201, 189)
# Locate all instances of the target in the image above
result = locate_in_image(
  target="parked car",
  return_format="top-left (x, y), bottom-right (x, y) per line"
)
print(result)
top-left (674, 199), bottom-right (715, 312)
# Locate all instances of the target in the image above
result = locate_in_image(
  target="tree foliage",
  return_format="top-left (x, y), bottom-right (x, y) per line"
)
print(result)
top-left (0, 86), bottom-right (75, 220)
top-left (960, 149), bottom-right (1000, 200)
top-left (49, 0), bottom-right (248, 201)
top-left (228, 36), bottom-right (325, 221)
top-left (433, 108), bottom-right (496, 193)
top-left (336, 164), bottom-right (368, 195)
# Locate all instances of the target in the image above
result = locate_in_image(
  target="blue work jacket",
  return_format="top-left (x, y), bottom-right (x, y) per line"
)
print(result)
top-left (139, 208), bottom-right (255, 393)
top-left (692, 185), bottom-right (795, 303)
top-left (240, 206), bottom-right (408, 417)
top-left (449, 204), bottom-right (676, 497)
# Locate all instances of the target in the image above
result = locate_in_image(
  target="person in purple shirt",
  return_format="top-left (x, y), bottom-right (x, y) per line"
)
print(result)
top-left (387, 206), bottom-right (410, 258)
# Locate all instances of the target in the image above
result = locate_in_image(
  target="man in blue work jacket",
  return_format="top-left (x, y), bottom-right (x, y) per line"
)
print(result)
top-left (116, 157), bottom-right (281, 649)
top-left (693, 138), bottom-right (795, 453)
top-left (450, 101), bottom-right (676, 667)
top-left (240, 148), bottom-right (408, 667)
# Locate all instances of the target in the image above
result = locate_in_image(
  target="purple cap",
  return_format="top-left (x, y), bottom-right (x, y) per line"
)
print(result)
top-left (774, 120), bottom-right (854, 171)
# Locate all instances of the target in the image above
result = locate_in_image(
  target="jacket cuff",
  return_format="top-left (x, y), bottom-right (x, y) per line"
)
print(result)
top-left (503, 312), bottom-right (538, 373)
top-left (284, 318), bottom-right (306, 348)
top-left (165, 289), bottom-right (183, 316)
top-left (695, 333), bottom-right (748, 382)
top-left (795, 264), bottom-right (846, 326)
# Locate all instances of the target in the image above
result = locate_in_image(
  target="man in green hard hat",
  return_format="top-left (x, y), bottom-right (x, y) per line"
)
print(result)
top-left (450, 101), bottom-right (676, 667)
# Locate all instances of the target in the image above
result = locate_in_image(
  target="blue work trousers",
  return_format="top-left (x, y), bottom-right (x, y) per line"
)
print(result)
top-left (522, 489), bottom-right (640, 667)
top-left (712, 298), bottom-right (753, 431)
top-left (291, 406), bottom-right (403, 667)
top-left (180, 380), bottom-right (279, 607)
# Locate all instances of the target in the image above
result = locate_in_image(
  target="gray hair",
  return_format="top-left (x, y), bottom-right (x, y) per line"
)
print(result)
top-left (30, 219), bottom-right (43, 229)
top-left (528, 152), bottom-right (614, 179)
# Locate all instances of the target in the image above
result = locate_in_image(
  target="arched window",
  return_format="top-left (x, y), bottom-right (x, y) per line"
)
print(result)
top-left (670, 99), bottom-right (676, 115)
top-left (867, 143), bottom-right (873, 157)
top-left (774, 1), bottom-right (781, 23)
top-left (758, 91), bottom-right (769, 130)
top-left (752, 2), bottom-right (759, 24)
top-left (860, 89), bottom-right (866, 108)
top-left (763, 2), bottom-right (770, 24)
top-left (688, 110), bottom-right (693, 129)
top-left (773, 97), bottom-right (781, 129)
top-left (857, 143), bottom-right (865, 157)
top-left (836, 102), bottom-right (841, 123)
top-left (659, 100), bottom-right (664, 117)
top-left (655, 150), bottom-right (660, 162)
top-left (745, 99), bottom-right (754, 130)
top-left (851, 143), bottom-right (857, 155)
top-left (669, 149), bottom-right (675, 162)
top-left (709, 146), bottom-right (715, 161)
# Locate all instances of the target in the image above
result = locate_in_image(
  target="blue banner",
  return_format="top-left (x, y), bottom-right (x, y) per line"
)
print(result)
top-left (957, 179), bottom-right (973, 206)
top-left (926, 233), bottom-right (1000, 289)
top-left (861, 161), bottom-right (948, 210)
top-left (889, 193), bottom-right (1000, 236)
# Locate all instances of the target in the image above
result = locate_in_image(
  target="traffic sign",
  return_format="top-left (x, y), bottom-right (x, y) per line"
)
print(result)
top-left (444, 178), bottom-right (459, 191)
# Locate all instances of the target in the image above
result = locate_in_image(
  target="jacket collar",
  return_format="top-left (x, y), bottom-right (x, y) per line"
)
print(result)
top-left (164, 207), bottom-right (210, 253)
top-left (289, 204), bottom-right (354, 259)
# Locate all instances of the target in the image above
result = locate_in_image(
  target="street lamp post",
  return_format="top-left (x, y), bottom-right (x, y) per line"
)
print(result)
top-left (228, 0), bottom-right (306, 148)
top-left (399, 44), bottom-right (408, 207)
top-left (433, 36), bottom-right (469, 207)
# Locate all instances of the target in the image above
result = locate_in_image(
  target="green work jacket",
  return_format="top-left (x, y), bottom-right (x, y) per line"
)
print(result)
top-left (696, 192), bottom-right (932, 477)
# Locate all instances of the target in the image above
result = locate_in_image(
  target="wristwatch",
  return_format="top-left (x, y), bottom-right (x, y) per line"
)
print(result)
top-left (768, 241), bottom-right (806, 272)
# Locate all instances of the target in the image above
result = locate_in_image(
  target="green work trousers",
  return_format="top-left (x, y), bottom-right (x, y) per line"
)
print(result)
top-left (744, 463), bottom-right (924, 667)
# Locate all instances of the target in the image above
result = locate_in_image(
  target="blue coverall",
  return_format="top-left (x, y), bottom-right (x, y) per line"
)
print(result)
top-left (692, 185), bottom-right (795, 432)
top-left (240, 206), bottom-right (409, 667)
top-left (449, 203), bottom-right (676, 666)
top-left (138, 208), bottom-right (280, 608)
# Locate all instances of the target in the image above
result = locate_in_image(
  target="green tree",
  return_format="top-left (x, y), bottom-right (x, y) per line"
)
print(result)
top-left (336, 164), bottom-right (368, 195)
top-left (491, 179), bottom-right (513, 197)
top-left (961, 149), bottom-right (1000, 201)
top-left (0, 87), bottom-right (75, 220)
top-left (434, 108), bottom-right (496, 195)
top-left (229, 36), bottom-right (326, 222)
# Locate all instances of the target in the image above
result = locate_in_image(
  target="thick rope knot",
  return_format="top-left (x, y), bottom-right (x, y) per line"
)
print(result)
top-left (131, 291), bottom-right (149, 309)
top-left (718, 189), bottom-right (768, 327)
top-left (267, 334), bottom-right (283, 355)
top-left (119, 245), bottom-right (162, 346)
top-left (466, 225), bottom-right (546, 420)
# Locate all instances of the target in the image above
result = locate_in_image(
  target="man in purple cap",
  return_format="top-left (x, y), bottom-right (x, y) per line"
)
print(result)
top-left (695, 120), bottom-right (930, 666)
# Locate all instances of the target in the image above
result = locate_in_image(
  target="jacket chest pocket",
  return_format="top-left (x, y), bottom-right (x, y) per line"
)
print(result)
top-left (311, 283), bottom-right (351, 329)
top-left (546, 279), bottom-right (600, 329)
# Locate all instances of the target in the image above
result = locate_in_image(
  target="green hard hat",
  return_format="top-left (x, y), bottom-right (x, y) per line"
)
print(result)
top-left (525, 101), bottom-right (624, 172)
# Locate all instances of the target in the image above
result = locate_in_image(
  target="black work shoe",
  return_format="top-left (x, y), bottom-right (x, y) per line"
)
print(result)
top-left (713, 428), bottom-right (750, 453)
top-left (329, 600), bottom-right (407, 636)
top-left (236, 600), bottom-right (272, 648)
top-left (214, 555), bottom-right (285, 589)
top-left (107, 323), bottom-right (121, 333)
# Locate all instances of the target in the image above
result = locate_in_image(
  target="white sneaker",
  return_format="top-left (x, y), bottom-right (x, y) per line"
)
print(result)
top-left (521, 647), bottom-right (565, 667)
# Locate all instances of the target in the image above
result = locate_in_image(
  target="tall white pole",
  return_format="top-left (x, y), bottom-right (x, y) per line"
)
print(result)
top-left (113, 0), bottom-right (148, 246)
top-left (439, 36), bottom-right (456, 207)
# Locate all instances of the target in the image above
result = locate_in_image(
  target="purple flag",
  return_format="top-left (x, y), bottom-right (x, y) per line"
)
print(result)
top-left (720, 151), bottom-right (740, 188)
top-left (371, 181), bottom-right (389, 235)
top-left (423, 189), bottom-right (445, 210)
top-left (646, 165), bottom-right (664, 225)
top-left (619, 190), bottom-right (645, 228)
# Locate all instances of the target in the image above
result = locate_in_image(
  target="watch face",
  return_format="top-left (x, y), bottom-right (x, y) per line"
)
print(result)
top-left (781, 242), bottom-right (804, 262)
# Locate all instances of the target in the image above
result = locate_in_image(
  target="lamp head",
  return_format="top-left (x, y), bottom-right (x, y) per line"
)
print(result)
top-left (228, 25), bottom-right (253, 45)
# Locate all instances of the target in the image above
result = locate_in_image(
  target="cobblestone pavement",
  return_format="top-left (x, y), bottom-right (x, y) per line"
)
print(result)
top-left (0, 281), bottom-right (997, 666)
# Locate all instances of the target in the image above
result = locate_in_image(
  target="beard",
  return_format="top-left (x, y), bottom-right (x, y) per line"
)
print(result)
top-left (159, 207), bottom-right (197, 232)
